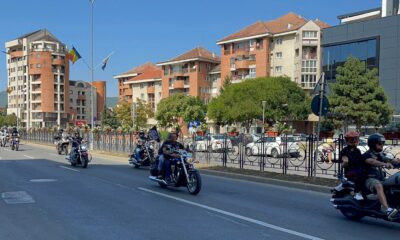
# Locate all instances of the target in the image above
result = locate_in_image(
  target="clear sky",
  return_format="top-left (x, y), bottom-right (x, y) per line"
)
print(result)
top-left (0, 0), bottom-right (381, 97)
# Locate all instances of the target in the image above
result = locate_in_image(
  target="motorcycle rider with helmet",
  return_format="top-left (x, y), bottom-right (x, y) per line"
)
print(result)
top-left (133, 130), bottom-right (147, 163)
top-left (157, 132), bottom-right (184, 183)
top-left (68, 131), bottom-right (83, 162)
top-left (363, 133), bottom-right (400, 220)
top-left (340, 131), bottom-right (364, 200)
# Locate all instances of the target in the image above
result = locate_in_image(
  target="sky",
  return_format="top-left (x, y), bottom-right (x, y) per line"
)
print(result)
top-left (0, 0), bottom-right (381, 97)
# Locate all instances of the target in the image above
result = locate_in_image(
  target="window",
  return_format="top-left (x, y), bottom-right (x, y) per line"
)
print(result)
top-left (164, 67), bottom-right (169, 76)
top-left (302, 60), bottom-right (317, 73)
top-left (275, 38), bottom-right (283, 45)
top-left (302, 31), bottom-right (318, 39)
top-left (140, 84), bottom-right (144, 89)
top-left (295, 49), bottom-right (299, 57)
top-left (249, 68), bottom-right (256, 78)
top-left (275, 66), bottom-right (282, 73)
top-left (276, 52), bottom-right (283, 59)
top-left (249, 39), bottom-right (255, 49)
top-left (301, 74), bottom-right (317, 88)
top-left (158, 92), bottom-right (162, 98)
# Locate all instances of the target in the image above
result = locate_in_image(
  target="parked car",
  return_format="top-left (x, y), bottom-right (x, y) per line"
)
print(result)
top-left (192, 135), bottom-right (233, 152)
top-left (291, 133), bottom-right (308, 142)
top-left (245, 136), bottom-right (300, 158)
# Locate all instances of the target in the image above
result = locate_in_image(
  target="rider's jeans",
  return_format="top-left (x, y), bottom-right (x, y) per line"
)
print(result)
top-left (134, 147), bottom-right (142, 162)
top-left (158, 154), bottom-right (165, 172)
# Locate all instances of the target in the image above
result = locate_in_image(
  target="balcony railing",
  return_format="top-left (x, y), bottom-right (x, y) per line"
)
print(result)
top-left (302, 39), bottom-right (318, 46)
top-left (301, 82), bottom-right (317, 89)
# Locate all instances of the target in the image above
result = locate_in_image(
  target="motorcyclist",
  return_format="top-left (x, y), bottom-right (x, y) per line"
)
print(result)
top-left (148, 126), bottom-right (160, 143)
top-left (157, 132), bottom-right (184, 182)
top-left (340, 131), bottom-right (364, 200)
top-left (133, 131), bottom-right (147, 163)
top-left (68, 131), bottom-right (83, 162)
top-left (363, 133), bottom-right (400, 220)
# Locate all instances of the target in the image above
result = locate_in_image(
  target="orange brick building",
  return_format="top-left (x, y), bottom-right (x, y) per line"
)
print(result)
top-left (157, 47), bottom-right (220, 102)
top-left (217, 13), bottom-right (329, 91)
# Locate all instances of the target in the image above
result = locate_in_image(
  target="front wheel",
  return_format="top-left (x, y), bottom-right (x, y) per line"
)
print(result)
top-left (81, 156), bottom-right (88, 168)
top-left (63, 145), bottom-right (68, 155)
top-left (15, 143), bottom-right (19, 151)
top-left (11, 144), bottom-right (15, 151)
top-left (187, 170), bottom-right (202, 195)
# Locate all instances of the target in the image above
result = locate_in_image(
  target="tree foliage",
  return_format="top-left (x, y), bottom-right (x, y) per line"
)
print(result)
top-left (207, 77), bottom-right (310, 128)
top-left (0, 111), bottom-right (17, 128)
top-left (101, 106), bottom-right (119, 129)
top-left (114, 100), bottom-right (133, 128)
top-left (135, 98), bottom-right (154, 130)
top-left (329, 57), bottom-right (393, 130)
top-left (155, 94), bottom-right (207, 128)
top-left (113, 99), bottom-right (154, 130)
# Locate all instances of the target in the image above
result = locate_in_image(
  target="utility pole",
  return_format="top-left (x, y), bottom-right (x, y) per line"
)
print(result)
top-left (313, 72), bottom-right (326, 176)
top-left (89, 0), bottom-right (95, 150)
top-left (262, 100), bottom-right (267, 135)
top-left (57, 67), bottom-right (61, 127)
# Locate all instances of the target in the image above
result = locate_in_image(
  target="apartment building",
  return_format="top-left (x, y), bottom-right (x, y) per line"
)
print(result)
top-left (157, 47), bottom-right (220, 102)
top-left (217, 13), bottom-right (329, 92)
top-left (69, 80), bottom-right (106, 126)
top-left (114, 62), bottom-right (156, 103)
top-left (5, 29), bottom-right (70, 128)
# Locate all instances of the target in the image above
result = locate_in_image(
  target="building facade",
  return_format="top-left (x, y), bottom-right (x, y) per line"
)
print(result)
top-left (217, 13), bottom-right (329, 92)
top-left (322, 0), bottom-right (400, 113)
top-left (157, 47), bottom-right (220, 102)
top-left (68, 80), bottom-right (106, 126)
top-left (5, 29), bottom-right (70, 128)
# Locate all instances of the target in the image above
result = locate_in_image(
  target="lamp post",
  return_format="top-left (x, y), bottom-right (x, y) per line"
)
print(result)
top-left (262, 100), bottom-right (267, 135)
top-left (2, 51), bottom-right (20, 129)
top-left (89, 0), bottom-right (95, 150)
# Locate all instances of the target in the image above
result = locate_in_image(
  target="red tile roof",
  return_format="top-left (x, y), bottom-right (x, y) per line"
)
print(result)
top-left (218, 12), bottom-right (330, 43)
top-left (120, 62), bottom-right (156, 76)
top-left (314, 19), bottom-right (330, 29)
top-left (130, 67), bottom-right (162, 81)
top-left (159, 47), bottom-right (220, 64)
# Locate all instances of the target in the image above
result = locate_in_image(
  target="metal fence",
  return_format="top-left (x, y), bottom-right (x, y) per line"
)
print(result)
top-left (21, 130), bottom-right (400, 179)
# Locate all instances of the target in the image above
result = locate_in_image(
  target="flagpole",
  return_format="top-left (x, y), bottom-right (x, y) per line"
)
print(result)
top-left (90, 0), bottom-right (95, 150)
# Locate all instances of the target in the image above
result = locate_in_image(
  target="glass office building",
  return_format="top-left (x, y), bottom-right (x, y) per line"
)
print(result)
top-left (322, 38), bottom-right (379, 81)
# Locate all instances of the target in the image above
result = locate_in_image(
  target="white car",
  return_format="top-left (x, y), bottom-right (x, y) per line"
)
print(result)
top-left (245, 136), bottom-right (300, 158)
top-left (192, 135), bottom-right (233, 152)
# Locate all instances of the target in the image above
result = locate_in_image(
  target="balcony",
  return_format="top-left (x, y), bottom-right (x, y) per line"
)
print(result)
top-left (78, 94), bottom-right (86, 100)
top-left (147, 85), bottom-right (155, 94)
top-left (124, 88), bottom-right (133, 96)
top-left (52, 58), bottom-right (64, 65)
top-left (302, 39), bottom-right (318, 46)
top-left (235, 60), bottom-right (250, 69)
top-left (232, 48), bottom-right (250, 54)
top-left (174, 80), bottom-right (185, 89)
top-left (31, 88), bottom-right (41, 93)
top-left (10, 51), bottom-right (23, 59)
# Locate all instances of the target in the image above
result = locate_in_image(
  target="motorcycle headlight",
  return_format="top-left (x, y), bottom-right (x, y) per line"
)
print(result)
top-left (80, 145), bottom-right (87, 150)
top-left (149, 145), bottom-right (154, 150)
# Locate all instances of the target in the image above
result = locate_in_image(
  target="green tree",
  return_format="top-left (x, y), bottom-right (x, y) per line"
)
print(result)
top-left (4, 113), bottom-right (17, 126)
top-left (114, 100), bottom-right (133, 128)
top-left (208, 76), bottom-right (310, 130)
top-left (135, 98), bottom-right (154, 130)
top-left (156, 94), bottom-right (206, 128)
top-left (329, 57), bottom-right (393, 130)
top-left (101, 106), bottom-right (119, 129)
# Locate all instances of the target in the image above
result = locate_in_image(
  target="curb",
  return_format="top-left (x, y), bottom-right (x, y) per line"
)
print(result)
top-left (199, 169), bottom-right (332, 193)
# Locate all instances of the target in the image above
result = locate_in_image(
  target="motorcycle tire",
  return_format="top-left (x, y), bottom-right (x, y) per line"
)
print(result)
top-left (15, 143), bottom-right (19, 151)
top-left (70, 162), bottom-right (77, 167)
top-left (11, 145), bottom-right (15, 151)
top-left (187, 170), bottom-right (202, 195)
top-left (81, 156), bottom-right (88, 168)
top-left (339, 194), bottom-right (365, 221)
top-left (63, 146), bottom-right (68, 155)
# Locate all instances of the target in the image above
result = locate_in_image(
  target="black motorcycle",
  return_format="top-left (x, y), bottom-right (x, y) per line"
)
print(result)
top-left (67, 139), bottom-right (91, 168)
top-left (149, 149), bottom-right (202, 195)
top-left (10, 135), bottom-right (19, 151)
top-left (331, 164), bottom-right (400, 222)
top-left (129, 140), bottom-right (155, 168)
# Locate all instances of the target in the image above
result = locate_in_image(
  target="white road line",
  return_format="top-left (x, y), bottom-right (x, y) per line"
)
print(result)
top-left (29, 179), bottom-right (58, 183)
top-left (23, 155), bottom-right (35, 159)
top-left (3, 149), bottom-right (10, 151)
top-left (138, 187), bottom-right (323, 240)
top-left (59, 166), bottom-right (80, 172)
top-left (1, 191), bottom-right (35, 204)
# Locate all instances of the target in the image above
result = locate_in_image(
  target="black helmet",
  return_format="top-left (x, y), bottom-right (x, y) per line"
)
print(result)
top-left (367, 133), bottom-right (385, 152)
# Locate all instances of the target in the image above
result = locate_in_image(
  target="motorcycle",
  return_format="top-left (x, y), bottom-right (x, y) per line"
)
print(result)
top-left (55, 137), bottom-right (70, 155)
top-left (67, 139), bottom-right (91, 168)
top-left (10, 136), bottom-right (19, 151)
top-left (1, 134), bottom-right (9, 147)
top-left (331, 157), bottom-right (400, 222)
top-left (149, 149), bottom-right (202, 195)
top-left (129, 140), bottom-right (155, 168)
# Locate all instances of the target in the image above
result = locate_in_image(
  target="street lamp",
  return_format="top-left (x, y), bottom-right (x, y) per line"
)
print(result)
top-left (262, 100), bottom-right (267, 135)
top-left (89, 0), bottom-right (95, 150)
top-left (2, 51), bottom-right (20, 129)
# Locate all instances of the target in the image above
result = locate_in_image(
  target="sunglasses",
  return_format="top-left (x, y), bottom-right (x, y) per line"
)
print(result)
top-left (377, 142), bottom-right (385, 146)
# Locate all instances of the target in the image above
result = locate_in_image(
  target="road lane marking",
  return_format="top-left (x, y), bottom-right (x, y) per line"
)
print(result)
top-left (138, 187), bottom-right (323, 240)
top-left (59, 166), bottom-right (80, 172)
top-left (23, 155), bottom-right (35, 159)
top-left (1, 191), bottom-right (35, 204)
top-left (30, 179), bottom-right (58, 183)
top-left (3, 149), bottom-right (10, 151)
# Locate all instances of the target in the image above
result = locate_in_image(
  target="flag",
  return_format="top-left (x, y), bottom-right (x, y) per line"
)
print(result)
top-left (66, 47), bottom-right (82, 64)
top-left (101, 56), bottom-right (110, 70)
top-left (89, 0), bottom-right (95, 3)
top-left (6, 87), bottom-right (13, 94)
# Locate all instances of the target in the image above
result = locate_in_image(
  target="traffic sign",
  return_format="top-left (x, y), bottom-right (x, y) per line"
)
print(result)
top-left (311, 95), bottom-right (329, 116)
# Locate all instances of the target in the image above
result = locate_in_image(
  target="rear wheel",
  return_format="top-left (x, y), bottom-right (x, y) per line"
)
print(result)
top-left (339, 194), bottom-right (365, 221)
top-left (15, 143), bottom-right (19, 151)
top-left (187, 170), bottom-right (202, 195)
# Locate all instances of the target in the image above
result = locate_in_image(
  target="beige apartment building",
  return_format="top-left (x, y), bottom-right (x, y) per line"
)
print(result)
top-left (114, 63), bottom-right (162, 112)
top-left (68, 80), bottom-right (106, 126)
top-left (217, 13), bottom-right (329, 93)
top-left (5, 29), bottom-right (70, 128)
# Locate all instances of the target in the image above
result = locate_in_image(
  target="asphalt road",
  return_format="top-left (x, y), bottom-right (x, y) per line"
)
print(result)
top-left (0, 143), bottom-right (399, 240)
